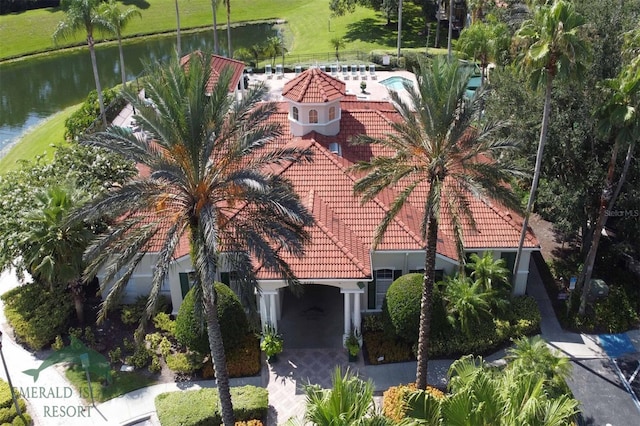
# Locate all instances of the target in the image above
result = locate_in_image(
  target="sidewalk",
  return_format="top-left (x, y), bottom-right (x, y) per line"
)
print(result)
top-left (2, 262), bottom-right (640, 425)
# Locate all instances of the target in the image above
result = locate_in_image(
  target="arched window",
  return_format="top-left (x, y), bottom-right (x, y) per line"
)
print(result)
top-left (329, 106), bottom-right (336, 121)
top-left (292, 106), bottom-right (299, 121)
top-left (309, 109), bottom-right (318, 124)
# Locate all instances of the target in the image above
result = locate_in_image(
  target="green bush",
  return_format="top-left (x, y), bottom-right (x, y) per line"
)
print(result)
top-left (120, 296), bottom-right (148, 325)
top-left (593, 286), bottom-right (639, 333)
top-left (153, 312), bottom-right (176, 336)
top-left (64, 88), bottom-right (126, 140)
top-left (165, 353), bottom-right (202, 374)
top-left (155, 385), bottom-right (268, 426)
top-left (125, 346), bottom-right (152, 370)
top-left (1, 283), bottom-right (74, 350)
top-left (175, 284), bottom-right (249, 354)
top-left (149, 355), bottom-right (162, 374)
top-left (0, 381), bottom-right (28, 425)
top-left (383, 273), bottom-right (423, 343)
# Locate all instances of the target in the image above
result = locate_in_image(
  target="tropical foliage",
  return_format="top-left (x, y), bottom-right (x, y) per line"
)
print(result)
top-left (351, 55), bottom-right (523, 388)
top-left (75, 54), bottom-right (312, 425)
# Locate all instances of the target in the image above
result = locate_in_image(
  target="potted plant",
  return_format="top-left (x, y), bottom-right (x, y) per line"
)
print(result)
top-left (360, 81), bottom-right (367, 93)
top-left (345, 330), bottom-right (360, 362)
top-left (260, 324), bottom-right (283, 362)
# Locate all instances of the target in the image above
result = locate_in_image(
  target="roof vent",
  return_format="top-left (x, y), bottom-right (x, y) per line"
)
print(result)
top-left (329, 142), bottom-right (342, 156)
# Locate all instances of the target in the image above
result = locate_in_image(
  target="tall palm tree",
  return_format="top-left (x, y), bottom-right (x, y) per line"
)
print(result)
top-left (76, 55), bottom-right (313, 425)
top-left (99, 1), bottom-right (141, 86)
top-left (174, 0), bottom-right (182, 57)
top-left (351, 56), bottom-right (523, 389)
top-left (53, 0), bottom-right (113, 127)
top-left (577, 32), bottom-right (640, 315)
top-left (511, 0), bottom-right (590, 282)
top-left (22, 184), bottom-right (91, 324)
top-left (456, 19), bottom-right (510, 84)
top-left (211, 0), bottom-right (221, 55)
top-left (224, 0), bottom-right (232, 56)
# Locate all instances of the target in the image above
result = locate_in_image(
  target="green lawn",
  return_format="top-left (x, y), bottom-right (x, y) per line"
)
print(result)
top-left (65, 366), bottom-right (156, 403)
top-left (0, 104), bottom-right (77, 173)
top-left (0, 0), bottom-right (429, 61)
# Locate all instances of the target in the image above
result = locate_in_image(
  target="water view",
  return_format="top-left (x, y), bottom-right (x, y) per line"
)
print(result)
top-left (0, 23), bottom-right (278, 154)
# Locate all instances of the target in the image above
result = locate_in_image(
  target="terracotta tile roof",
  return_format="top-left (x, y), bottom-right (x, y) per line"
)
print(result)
top-left (134, 95), bottom-right (538, 281)
top-left (180, 51), bottom-right (245, 93)
top-left (282, 68), bottom-right (345, 103)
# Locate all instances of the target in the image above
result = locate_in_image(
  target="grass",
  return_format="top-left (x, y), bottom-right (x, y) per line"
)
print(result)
top-left (0, 104), bottom-right (77, 173)
top-left (65, 365), bottom-right (156, 403)
top-left (0, 1), bottom-right (432, 62)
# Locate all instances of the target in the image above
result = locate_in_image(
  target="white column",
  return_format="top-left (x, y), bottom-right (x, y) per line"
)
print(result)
top-left (258, 293), bottom-right (268, 330)
top-left (269, 292), bottom-right (278, 332)
top-left (343, 292), bottom-right (351, 336)
top-left (353, 292), bottom-right (361, 334)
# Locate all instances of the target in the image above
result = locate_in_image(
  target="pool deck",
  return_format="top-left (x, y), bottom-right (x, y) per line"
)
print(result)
top-left (112, 70), bottom-right (418, 132)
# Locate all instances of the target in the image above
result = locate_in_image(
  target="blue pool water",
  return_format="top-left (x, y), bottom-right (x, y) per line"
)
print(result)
top-left (380, 76), bottom-right (413, 91)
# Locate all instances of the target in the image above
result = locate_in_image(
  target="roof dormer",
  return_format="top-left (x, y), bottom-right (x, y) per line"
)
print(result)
top-left (282, 68), bottom-right (344, 137)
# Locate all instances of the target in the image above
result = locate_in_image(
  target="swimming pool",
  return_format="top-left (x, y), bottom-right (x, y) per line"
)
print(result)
top-left (380, 76), bottom-right (413, 91)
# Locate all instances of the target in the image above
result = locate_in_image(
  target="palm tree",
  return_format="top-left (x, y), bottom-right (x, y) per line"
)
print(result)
top-left (76, 55), bottom-right (313, 425)
top-left (577, 31), bottom-right (640, 315)
top-left (99, 1), bottom-right (141, 86)
top-left (330, 36), bottom-right (346, 61)
top-left (174, 0), bottom-right (182, 57)
top-left (351, 56), bottom-right (523, 389)
top-left (211, 0), bottom-right (221, 55)
top-left (403, 352), bottom-right (578, 425)
top-left (511, 0), bottom-right (590, 283)
top-left (53, 0), bottom-right (113, 127)
top-left (442, 275), bottom-right (492, 335)
top-left (224, 0), bottom-right (232, 56)
top-left (456, 19), bottom-right (510, 84)
top-left (22, 184), bottom-right (91, 324)
top-left (467, 251), bottom-right (509, 292)
top-left (506, 336), bottom-right (572, 391)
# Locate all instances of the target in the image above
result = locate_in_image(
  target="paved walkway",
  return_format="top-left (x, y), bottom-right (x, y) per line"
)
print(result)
top-left (2, 262), bottom-right (640, 425)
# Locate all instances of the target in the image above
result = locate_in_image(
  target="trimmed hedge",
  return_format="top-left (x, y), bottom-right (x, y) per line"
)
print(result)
top-left (382, 273), bottom-right (423, 343)
top-left (155, 385), bottom-right (268, 426)
top-left (175, 284), bottom-right (249, 354)
top-left (1, 283), bottom-right (74, 350)
top-left (0, 380), bottom-right (31, 425)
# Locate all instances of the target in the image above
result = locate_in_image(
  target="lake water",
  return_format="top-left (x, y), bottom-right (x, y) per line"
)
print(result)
top-left (0, 23), bottom-right (278, 155)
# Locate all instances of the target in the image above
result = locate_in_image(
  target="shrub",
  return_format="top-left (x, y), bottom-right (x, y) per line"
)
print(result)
top-left (363, 332), bottom-right (413, 365)
top-left (382, 383), bottom-right (445, 422)
top-left (235, 421), bottom-right (263, 426)
top-left (108, 347), bottom-right (122, 365)
top-left (0, 381), bottom-right (28, 425)
top-left (159, 337), bottom-right (172, 359)
top-left (155, 386), bottom-right (268, 426)
top-left (362, 312), bottom-right (384, 332)
top-left (125, 346), bottom-right (152, 370)
top-left (227, 334), bottom-right (261, 378)
top-left (120, 296), bottom-right (148, 326)
top-left (593, 286), bottom-right (639, 333)
top-left (153, 312), bottom-right (176, 336)
top-left (51, 335), bottom-right (64, 351)
top-left (1, 283), bottom-right (74, 350)
top-left (383, 273), bottom-right (423, 343)
top-left (145, 332), bottom-right (163, 351)
top-left (64, 88), bottom-right (126, 140)
top-left (166, 353), bottom-right (202, 374)
top-left (149, 355), bottom-right (162, 374)
top-left (175, 284), bottom-right (249, 354)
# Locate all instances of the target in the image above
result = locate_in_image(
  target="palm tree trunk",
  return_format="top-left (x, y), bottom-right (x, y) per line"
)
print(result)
top-left (606, 142), bottom-right (635, 225)
top-left (211, 0), bottom-right (220, 55)
top-left (118, 34), bottom-right (127, 86)
top-left (202, 283), bottom-right (235, 425)
top-left (435, 18), bottom-right (441, 48)
top-left (225, 0), bottom-right (232, 57)
top-left (513, 75), bottom-right (554, 287)
top-left (87, 34), bottom-right (107, 127)
top-left (578, 140), bottom-right (620, 316)
top-left (397, 0), bottom-right (403, 63)
top-left (175, 0), bottom-right (182, 58)
top-left (447, 0), bottom-right (454, 60)
top-left (70, 279), bottom-right (85, 325)
top-left (416, 210), bottom-right (438, 389)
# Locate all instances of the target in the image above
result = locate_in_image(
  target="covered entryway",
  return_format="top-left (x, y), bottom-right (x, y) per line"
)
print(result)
top-left (278, 284), bottom-right (344, 349)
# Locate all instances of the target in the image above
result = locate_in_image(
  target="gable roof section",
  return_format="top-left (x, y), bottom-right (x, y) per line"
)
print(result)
top-left (180, 52), bottom-right (245, 94)
top-left (282, 68), bottom-right (345, 103)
